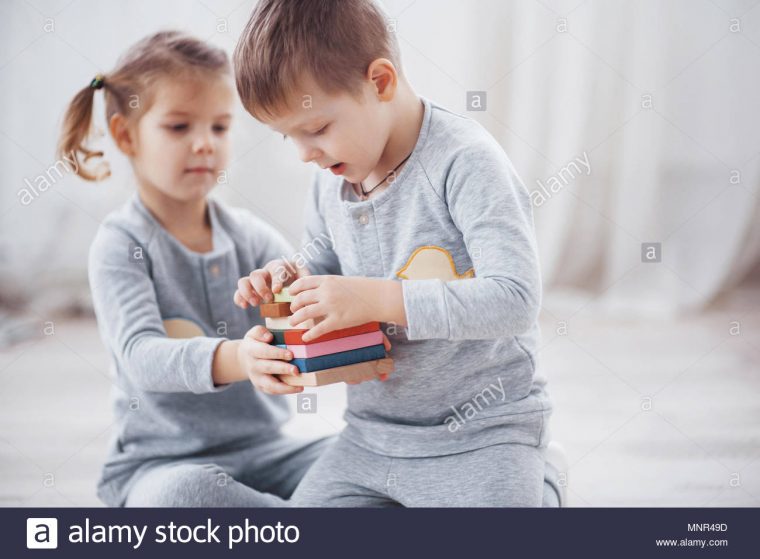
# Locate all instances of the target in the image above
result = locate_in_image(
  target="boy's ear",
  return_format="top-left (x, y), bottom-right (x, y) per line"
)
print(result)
top-left (367, 58), bottom-right (398, 101)
top-left (109, 113), bottom-right (137, 156)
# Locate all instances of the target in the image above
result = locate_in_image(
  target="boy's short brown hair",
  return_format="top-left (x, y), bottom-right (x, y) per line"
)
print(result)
top-left (233, 0), bottom-right (401, 119)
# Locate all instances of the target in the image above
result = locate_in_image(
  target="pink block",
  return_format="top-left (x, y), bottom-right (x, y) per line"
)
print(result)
top-left (284, 331), bottom-right (384, 358)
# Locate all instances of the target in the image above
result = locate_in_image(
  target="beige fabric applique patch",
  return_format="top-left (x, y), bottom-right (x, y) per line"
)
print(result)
top-left (162, 318), bottom-right (205, 339)
top-left (396, 246), bottom-right (475, 281)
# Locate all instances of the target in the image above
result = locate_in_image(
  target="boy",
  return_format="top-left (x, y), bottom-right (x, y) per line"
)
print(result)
top-left (232, 0), bottom-right (563, 507)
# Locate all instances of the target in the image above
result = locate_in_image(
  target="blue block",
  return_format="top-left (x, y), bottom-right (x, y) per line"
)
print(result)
top-left (289, 344), bottom-right (386, 373)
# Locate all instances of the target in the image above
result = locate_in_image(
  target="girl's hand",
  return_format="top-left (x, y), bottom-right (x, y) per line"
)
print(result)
top-left (233, 259), bottom-right (310, 309)
top-left (237, 325), bottom-right (303, 394)
top-left (289, 276), bottom-right (405, 342)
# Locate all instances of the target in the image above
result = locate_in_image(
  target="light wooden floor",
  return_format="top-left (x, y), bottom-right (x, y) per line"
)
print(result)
top-left (0, 286), bottom-right (758, 507)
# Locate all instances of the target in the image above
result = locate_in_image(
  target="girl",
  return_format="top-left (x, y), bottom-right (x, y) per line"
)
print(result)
top-left (58, 30), bottom-right (330, 507)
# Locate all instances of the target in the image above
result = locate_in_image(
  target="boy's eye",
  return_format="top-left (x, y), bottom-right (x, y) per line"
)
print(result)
top-left (313, 124), bottom-right (328, 136)
top-left (167, 123), bottom-right (188, 132)
top-left (213, 124), bottom-right (228, 133)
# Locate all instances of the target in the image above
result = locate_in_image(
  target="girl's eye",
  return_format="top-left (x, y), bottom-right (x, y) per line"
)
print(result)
top-left (213, 124), bottom-right (228, 133)
top-left (167, 124), bottom-right (188, 132)
top-left (313, 124), bottom-right (328, 136)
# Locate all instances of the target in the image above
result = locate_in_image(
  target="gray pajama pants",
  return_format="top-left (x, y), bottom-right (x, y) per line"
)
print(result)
top-left (124, 434), bottom-right (561, 508)
top-left (291, 435), bottom-right (560, 507)
top-left (124, 435), bottom-right (333, 507)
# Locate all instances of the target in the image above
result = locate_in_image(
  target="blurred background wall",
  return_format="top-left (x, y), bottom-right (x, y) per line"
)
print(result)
top-left (1, 0), bottom-right (759, 317)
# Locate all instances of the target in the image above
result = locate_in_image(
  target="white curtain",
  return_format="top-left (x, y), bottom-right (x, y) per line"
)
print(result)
top-left (393, 0), bottom-right (760, 315)
top-left (2, 0), bottom-right (759, 317)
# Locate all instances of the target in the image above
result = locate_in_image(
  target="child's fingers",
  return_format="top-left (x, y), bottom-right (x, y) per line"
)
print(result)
top-left (233, 290), bottom-right (248, 309)
top-left (264, 260), bottom-right (294, 293)
top-left (250, 343), bottom-right (294, 362)
top-left (381, 333), bottom-right (392, 351)
top-left (288, 275), bottom-right (321, 296)
top-left (252, 373), bottom-right (303, 395)
top-left (289, 289), bottom-right (319, 313)
top-left (300, 317), bottom-right (334, 343)
top-left (243, 327), bottom-right (296, 362)
top-left (249, 269), bottom-right (274, 303)
top-left (237, 277), bottom-right (260, 307)
top-left (295, 263), bottom-right (312, 279)
top-left (245, 325), bottom-right (273, 342)
top-left (252, 358), bottom-right (300, 377)
top-left (288, 303), bottom-right (324, 329)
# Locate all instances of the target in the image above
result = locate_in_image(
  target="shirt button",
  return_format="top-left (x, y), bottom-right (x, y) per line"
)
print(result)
top-left (358, 214), bottom-right (369, 225)
top-left (209, 264), bottom-right (221, 277)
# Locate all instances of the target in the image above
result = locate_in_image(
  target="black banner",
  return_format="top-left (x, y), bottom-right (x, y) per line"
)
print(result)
top-left (6, 507), bottom-right (755, 558)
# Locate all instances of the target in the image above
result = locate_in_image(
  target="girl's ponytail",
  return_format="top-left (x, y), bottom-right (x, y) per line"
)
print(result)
top-left (57, 31), bottom-right (230, 183)
top-left (57, 74), bottom-right (109, 181)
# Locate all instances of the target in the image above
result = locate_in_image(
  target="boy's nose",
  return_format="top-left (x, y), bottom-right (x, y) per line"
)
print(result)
top-left (297, 143), bottom-right (320, 164)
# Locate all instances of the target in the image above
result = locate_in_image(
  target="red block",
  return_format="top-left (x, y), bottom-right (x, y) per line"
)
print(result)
top-left (283, 322), bottom-right (381, 345)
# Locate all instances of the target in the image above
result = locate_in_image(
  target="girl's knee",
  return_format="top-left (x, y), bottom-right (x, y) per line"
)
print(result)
top-left (126, 463), bottom-right (228, 507)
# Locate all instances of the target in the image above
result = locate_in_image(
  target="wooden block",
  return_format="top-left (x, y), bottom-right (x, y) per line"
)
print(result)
top-left (280, 358), bottom-right (394, 387)
top-left (265, 317), bottom-right (315, 330)
top-left (259, 302), bottom-right (292, 318)
top-left (273, 287), bottom-right (295, 303)
top-left (280, 322), bottom-right (380, 345)
top-left (291, 344), bottom-right (386, 372)
top-left (268, 329), bottom-right (289, 345)
top-left (277, 331), bottom-right (384, 358)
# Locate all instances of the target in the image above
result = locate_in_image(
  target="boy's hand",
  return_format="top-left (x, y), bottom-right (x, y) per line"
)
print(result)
top-left (237, 325), bottom-right (303, 394)
top-left (234, 259), bottom-right (310, 308)
top-left (289, 276), bottom-right (406, 342)
top-left (343, 333), bottom-right (394, 383)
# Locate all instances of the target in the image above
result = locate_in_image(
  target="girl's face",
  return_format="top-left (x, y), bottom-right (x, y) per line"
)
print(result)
top-left (130, 75), bottom-right (234, 203)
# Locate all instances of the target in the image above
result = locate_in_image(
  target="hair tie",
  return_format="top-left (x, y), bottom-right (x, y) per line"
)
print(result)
top-left (90, 74), bottom-right (105, 90)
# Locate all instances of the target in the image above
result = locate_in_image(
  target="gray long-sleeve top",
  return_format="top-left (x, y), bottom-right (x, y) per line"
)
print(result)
top-left (89, 195), bottom-right (291, 505)
top-left (302, 97), bottom-right (552, 457)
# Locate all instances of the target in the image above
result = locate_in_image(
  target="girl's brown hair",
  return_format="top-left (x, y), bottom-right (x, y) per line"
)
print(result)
top-left (58, 31), bottom-right (230, 181)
